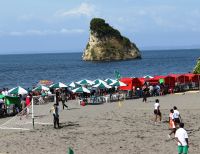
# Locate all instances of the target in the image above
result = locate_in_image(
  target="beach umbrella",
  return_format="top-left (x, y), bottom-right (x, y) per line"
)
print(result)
top-left (93, 79), bottom-right (107, 85)
top-left (50, 82), bottom-right (67, 88)
top-left (110, 80), bottom-right (127, 87)
top-left (105, 78), bottom-right (116, 85)
top-left (68, 82), bottom-right (80, 88)
top-left (93, 82), bottom-right (112, 89)
top-left (143, 75), bottom-right (153, 79)
top-left (8, 86), bottom-right (28, 95)
top-left (77, 79), bottom-right (94, 85)
top-left (72, 86), bottom-right (90, 93)
top-left (32, 85), bottom-right (49, 91)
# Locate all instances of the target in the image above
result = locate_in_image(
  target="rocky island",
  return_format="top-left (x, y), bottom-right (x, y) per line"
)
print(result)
top-left (82, 18), bottom-right (141, 61)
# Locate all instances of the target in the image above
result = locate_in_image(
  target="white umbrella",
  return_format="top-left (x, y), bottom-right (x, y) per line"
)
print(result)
top-left (72, 87), bottom-right (90, 93)
top-left (8, 86), bottom-right (28, 95)
top-left (110, 80), bottom-right (127, 86)
top-left (93, 79), bottom-right (107, 85)
top-left (68, 82), bottom-right (80, 88)
top-left (32, 85), bottom-right (49, 91)
top-left (77, 79), bottom-right (94, 85)
top-left (50, 82), bottom-right (67, 88)
top-left (93, 82), bottom-right (112, 89)
top-left (105, 78), bottom-right (116, 85)
top-left (143, 75), bottom-right (153, 79)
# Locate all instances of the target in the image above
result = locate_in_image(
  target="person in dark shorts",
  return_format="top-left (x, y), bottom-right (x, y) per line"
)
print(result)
top-left (60, 91), bottom-right (68, 110)
top-left (173, 106), bottom-right (182, 127)
top-left (154, 99), bottom-right (162, 123)
top-left (50, 104), bottom-right (60, 129)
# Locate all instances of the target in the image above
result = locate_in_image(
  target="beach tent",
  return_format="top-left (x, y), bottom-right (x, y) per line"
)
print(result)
top-left (148, 75), bottom-right (166, 85)
top-left (132, 78), bottom-right (145, 88)
top-left (164, 74), bottom-right (179, 88)
top-left (191, 74), bottom-right (200, 83)
top-left (5, 96), bottom-right (21, 107)
top-left (8, 86), bottom-right (28, 95)
top-left (110, 80), bottom-right (127, 87)
top-left (0, 94), bottom-right (5, 99)
top-left (32, 85), bottom-right (49, 91)
top-left (50, 82), bottom-right (67, 88)
top-left (177, 73), bottom-right (194, 84)
top-left (72, 87), bottom-right (90, 93)
top-left (93, 82), bottom-right (111, 89)
top-left (77, 79), bottom-right (94, 86)
top-left (119, 78), bottom-right (133, 90)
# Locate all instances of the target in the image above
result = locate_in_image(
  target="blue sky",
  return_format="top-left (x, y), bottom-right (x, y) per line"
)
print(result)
top-left (0, 0), bottom-right (200, 54)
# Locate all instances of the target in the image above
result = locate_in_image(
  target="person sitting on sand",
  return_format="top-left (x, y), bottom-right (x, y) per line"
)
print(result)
top-left (173, 106), bottom-right (182, 127)
top-left (154, 99), bottom-right (162, 123)
top-left (168, 109), bottom-right (176, 138)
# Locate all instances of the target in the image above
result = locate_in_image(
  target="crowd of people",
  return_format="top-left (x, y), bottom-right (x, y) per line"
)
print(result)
top-left (153, 99), bottom-right (189, 154)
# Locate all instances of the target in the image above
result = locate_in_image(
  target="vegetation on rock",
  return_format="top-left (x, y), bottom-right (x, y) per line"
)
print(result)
top-left (83, 18), bottom-right (141, 61)
top-left (193, 58), bottom-right (200, 74)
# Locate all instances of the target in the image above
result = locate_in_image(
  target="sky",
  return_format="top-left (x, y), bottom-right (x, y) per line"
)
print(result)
top-left (0, 0), bottom-right (200, 54)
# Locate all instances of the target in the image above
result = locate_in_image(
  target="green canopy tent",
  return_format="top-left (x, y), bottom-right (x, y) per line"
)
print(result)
top-left (5, 96), bottom-right (21, 107)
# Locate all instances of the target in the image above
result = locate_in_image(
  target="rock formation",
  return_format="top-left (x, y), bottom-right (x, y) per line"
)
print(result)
top-left (82, 18), bottom-right (141, 61)
top-left (193, 57), bottom-right (200, 74)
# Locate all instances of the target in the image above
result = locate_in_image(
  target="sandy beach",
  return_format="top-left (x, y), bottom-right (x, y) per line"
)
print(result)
top-left (0, 92), bottom-right (200, 154)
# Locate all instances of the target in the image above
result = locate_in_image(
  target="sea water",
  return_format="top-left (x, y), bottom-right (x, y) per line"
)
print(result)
top-left (0, 49), bottom-right (199, 88)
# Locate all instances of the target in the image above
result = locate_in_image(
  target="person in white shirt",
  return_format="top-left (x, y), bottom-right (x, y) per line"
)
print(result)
top-left (173, 106), bottom-right (182, 126)
top-left (175, 123), bottom-right (189, 154)
top-left (154, 99), bottom-right (162, 123)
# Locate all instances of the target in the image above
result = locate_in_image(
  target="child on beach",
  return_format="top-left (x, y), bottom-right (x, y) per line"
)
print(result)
top-left (50, 103), bottom-right (60, 129)
top-left (168, 109), bottom-right (176, 138)
top-left (154, 99), bottom-right (162, 123)
top-left (173, 106), bottom-right (182, 127)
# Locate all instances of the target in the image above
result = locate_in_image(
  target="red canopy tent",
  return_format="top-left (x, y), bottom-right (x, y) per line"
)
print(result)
top-left (132, 78), bottom-right (145, 88)
top-left (148, 75), bottom-right (166, 85)
top-left (191, 74), bottom-right (200, 83)
top-left (164, 74), bottom-right (180, 88)
top-left (177, 73), bottom-right (194, 83)
top-left (119, 78), bottom-right (133, 90)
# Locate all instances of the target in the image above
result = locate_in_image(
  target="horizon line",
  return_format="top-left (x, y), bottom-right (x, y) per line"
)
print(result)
top-left (0, 48), bottom-right (199, 56)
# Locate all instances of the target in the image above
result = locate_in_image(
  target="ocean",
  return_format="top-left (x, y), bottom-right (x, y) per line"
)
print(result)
top-left (0, 49), bottom-right (199, 89)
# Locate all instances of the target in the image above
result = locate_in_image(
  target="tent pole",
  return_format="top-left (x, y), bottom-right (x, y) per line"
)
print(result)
top-left (32, 97), bottom-right (34, 129)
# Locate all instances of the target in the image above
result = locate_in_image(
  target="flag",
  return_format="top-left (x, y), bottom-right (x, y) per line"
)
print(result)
top-left (114, 70), bottom-right (121, 80)
top-left (68, 147), bottom-right (74, 154)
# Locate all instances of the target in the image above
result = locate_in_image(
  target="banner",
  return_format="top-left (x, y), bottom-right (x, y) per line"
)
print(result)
top-left (114, 70), bottom-right (121, 80)
top-left (5, 96), bottom-right (21, 107)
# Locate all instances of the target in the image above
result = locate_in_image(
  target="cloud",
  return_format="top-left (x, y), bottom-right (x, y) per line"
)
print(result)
top-left (0, 28), bottom-right (85, 37)
top-left (57, 3), bottom-right (96, 17)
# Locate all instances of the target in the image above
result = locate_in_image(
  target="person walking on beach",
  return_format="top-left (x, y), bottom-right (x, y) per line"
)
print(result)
top-left (60, 91), bottom-right (68, 110)
top-left (168, 109), bottom-right (176, 138)
top-left (175, 123), bottom-right (189, 154)
top-left (142, 87), bottom-right (148, 103)
top-left (154, 99), bottom-right (162, 123)
top-left (55, 89), bottom-right (60, 105)
top-left (50, 103), bottom-right (60, 129)
top-left (173, 106), bottom-right (182, 126)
